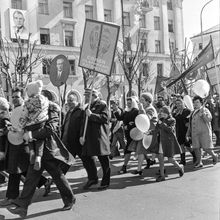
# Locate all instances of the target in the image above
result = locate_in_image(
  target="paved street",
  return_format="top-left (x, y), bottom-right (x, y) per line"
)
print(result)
top-left (0, 151), bottom-right (220, 220)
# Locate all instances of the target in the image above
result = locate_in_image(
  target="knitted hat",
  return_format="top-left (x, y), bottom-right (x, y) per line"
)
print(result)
top-left (141, 92), bottom-right (153, 103)
top-left (161, 106), bottom-right (171, 115)
top-left (26, 80), bottom-right (43, 97)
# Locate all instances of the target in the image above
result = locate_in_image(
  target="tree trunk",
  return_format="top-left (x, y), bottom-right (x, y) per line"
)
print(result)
top-left (127, 80), bottom-right (132, 97)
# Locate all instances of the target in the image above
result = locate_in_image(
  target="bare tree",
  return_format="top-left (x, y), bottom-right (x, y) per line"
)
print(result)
top-left (0, 36), bottom-right (45, 96)
top-left (117, 30), bottom-right (150, 97)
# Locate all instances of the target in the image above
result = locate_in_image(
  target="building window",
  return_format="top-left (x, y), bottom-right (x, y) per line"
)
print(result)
top-left (125, 37), bottom-right (131, 51)
top-left (155, 40), bottom-right (161, 53)
top-left (104, 9), bottom-right (112, 22)
top-left (69, 60), bottom-right (76, 75)
top-left (168, 19), bottom-right (174, 32)
top-left (123, 12), bottom-right (130, 26)
top-left (142, 0), bottom-right (150, 8)
top-left (153, 0), bottom-right (159, 7)
top-left (40, 28), bottom-right (50, 45)
top-left (154, 16), bottom-right (160, 30)
top-left (170, 41), bottom-right (175, 52)
top-left (157, 63), bottom-right (163, 76)
top-left (167, 0), bottom-right (173, 10)
top-left (63, 2), bottom-right (72, 18)
top-left (142, 63), bottom-right (149, 76)
top-left (139, 14), bottom-right (146, 28)
top-left (11, 0), bottom-right (22, 9)
top-left (38, 0), bottom-right (49, 14)
top-left (65, 30), bottom-right (74, 47)
top-left (85, 5), bottom-right (93, 19)
top-left (42, 58), bottom-right (50, 75)
top-left (140, 39), bottom-right (147, 52)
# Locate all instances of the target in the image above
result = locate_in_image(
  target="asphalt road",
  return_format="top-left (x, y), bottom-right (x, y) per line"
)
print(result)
top-left (0, 151), bottom-right (220, 220)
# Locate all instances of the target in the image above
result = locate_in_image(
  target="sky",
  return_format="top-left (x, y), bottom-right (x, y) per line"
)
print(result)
top-left (182, 0), bottom-right (220, 39)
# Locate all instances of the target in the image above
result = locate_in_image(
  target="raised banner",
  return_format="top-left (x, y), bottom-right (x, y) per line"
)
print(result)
top-left (79, 19), bottom-right (120, 76)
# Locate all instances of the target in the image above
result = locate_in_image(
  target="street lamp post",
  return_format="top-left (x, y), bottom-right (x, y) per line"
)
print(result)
top-left (200, 0), bottom-right (214, 49)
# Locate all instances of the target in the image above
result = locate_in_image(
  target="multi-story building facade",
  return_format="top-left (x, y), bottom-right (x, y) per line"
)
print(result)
top-left (0, 0), bottom-right (184, 101)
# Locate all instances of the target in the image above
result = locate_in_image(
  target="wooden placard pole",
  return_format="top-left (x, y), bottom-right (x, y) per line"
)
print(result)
top-left (82, 72), bottom-right (96, 143)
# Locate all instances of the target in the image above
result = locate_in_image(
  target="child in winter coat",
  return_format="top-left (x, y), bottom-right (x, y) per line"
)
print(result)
top-left (148, 106), bottom-right (184, 182)
top-left (19, 80), bottom-right (49, 170)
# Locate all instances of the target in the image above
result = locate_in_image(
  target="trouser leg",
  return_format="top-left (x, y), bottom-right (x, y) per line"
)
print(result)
top-left (98, 155), bottom-right (110, 186)
top-left (80, 156), bottom-right (98, 181)
top-left (13, 165), bottom-right (43, 209)
top-left (44, 160), bottom-right (74, 206)
top-left (6, 173), bottom-right (22, 199)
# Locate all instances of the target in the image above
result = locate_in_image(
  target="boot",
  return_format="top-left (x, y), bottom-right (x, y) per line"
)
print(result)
top-left (191, 150), bottom-right (197, 164)
top-left (179, 153), bottom-right (186, 166)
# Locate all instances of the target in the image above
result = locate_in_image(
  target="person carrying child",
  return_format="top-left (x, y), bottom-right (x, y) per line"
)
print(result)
top-left (19, 80), bottom-right (49, 171)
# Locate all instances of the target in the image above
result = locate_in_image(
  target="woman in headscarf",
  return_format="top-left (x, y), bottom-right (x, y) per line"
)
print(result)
top-left (114, 96), bottom-right (139, 174)
top-left (132, 92), bottom-right (158, 175)
top-left (173, 97), bottom-right (196, 165)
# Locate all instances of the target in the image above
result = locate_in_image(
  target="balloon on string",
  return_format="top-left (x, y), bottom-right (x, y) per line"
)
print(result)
top-left (183, 95), bottom-right (194, 111)
top-left (142, 134), bottom-right (153, 150)
top-left (130, 127), bottom-right (144, 141)
top-left (8, 131), bottom-right (24, 145)
top-left (192, 79), bottom-right (210, 98)
top-left (135, 114), bottom-right (150, 133)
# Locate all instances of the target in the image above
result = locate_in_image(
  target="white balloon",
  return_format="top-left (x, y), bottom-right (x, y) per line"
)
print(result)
top-left (142, 134), bottom-right (153, 150)
top-left (8, 131), bottom-right (24, 145)
top-left (183, 95), bottom-right (194, 111)
top-left (192, 80), bottom-right (210, 98)
top-left (135, 114), bottom-right (150, 133)
top-left (130, 127), bottom-right (143, 141)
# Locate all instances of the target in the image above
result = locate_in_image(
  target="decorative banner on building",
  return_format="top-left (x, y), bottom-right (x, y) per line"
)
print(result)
top-left (206, 66), bottom-right (220, 86)
top-left (49, 55), bottom-right (70, 87)
top-left (9, 9), bottom-right (29, 40)
top-left (79, 19), bottom-right (120, 76)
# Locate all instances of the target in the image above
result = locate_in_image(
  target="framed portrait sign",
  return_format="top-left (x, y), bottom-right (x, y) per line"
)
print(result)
top-left (9, 9), bottom-right (29, 40)
top-left (79, 19), bottom-right (120, 76)
top-left (49, 55), bottom-right (70, 87)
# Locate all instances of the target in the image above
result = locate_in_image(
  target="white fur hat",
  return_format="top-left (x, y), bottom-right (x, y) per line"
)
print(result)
top-left (26, 80), bottom-right (43, 97)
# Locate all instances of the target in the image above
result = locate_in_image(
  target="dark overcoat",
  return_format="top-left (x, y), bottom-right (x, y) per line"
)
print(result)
top-left (115, 108), bottom-right (139, 147)
top-left (31, 102), bottom-right (75, 165)
top-left (173, 108), bottom-right (191, 145)
top-left (61, 104), bottom-right (83, 157)
top-left (0, 112), bottom-right (30, 174)
top-left (81, 98), bottom-right (110, 156)
top-left (148, 116), bottom-right (182, 157)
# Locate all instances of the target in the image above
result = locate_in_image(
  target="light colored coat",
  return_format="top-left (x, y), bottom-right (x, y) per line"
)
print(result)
top-left (187, 107), bottom-right (213, 148)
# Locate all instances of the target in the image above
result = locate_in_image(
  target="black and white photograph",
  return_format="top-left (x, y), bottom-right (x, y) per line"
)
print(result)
top-left (0, 0), bottom-right (219, 219)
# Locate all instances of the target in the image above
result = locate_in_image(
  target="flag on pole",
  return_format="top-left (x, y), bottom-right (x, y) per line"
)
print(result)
top-left (166, 37), bottom-right (214, 88)
top-left (154, 75), bottom-right (170, 94)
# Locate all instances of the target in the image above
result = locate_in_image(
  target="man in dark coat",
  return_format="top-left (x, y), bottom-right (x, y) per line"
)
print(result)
top-left (80, 89), bottom-right (111, 190)
top-left (0, 88), bottom-right (52, 208)
top-left (7, 101), bottom-right (76, 218)
top-left (61, 92), bottom-right (95, 181)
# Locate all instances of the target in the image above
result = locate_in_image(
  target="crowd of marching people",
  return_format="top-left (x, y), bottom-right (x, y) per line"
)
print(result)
top-left (0, 79), bottom-right (219, 218)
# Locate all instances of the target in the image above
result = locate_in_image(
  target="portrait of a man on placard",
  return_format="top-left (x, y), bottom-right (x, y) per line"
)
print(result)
top-left (49, 55), bottom-right (70, 87)
top-left (10, 9), bottom-right (29, 40)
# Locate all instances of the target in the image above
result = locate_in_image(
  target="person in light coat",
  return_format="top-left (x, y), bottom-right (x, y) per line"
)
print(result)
top-left (186, 96), bottom-right (218, 168)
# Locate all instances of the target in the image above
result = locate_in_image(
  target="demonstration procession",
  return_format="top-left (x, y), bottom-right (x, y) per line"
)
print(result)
top-left (0, 0), bottom-right (220, 219)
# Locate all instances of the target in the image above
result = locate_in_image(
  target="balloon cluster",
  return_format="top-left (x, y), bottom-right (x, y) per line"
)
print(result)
top-left (129, 114), bottom-right (152, 149)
